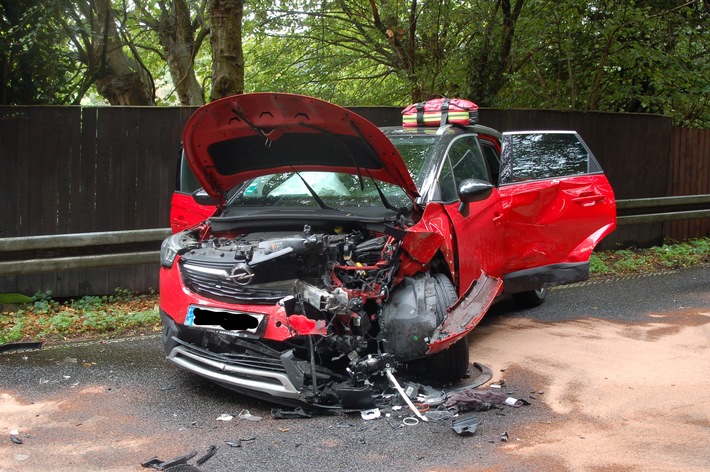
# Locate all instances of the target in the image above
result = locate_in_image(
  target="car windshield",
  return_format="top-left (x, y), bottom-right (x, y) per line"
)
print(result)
top-left (227, 171), bottom-right (411, 209)
top-left (385, 133), bottom-right (438, 188)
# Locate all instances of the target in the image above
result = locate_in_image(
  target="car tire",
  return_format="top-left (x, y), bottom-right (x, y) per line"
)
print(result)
top-left (512, 288), bottom-right (547, 308)
top-left (419, 274), bottom-right (470, 383)
top-left (421, 335), bottom-right (470, 383)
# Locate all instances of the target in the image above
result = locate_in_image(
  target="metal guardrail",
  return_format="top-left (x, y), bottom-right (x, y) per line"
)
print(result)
top-left (0, 195), bottom-right (708, 277)
top-left (616, 194), bottom-right (710, 225)
top-left (0, 228), bottom-right (170, 276)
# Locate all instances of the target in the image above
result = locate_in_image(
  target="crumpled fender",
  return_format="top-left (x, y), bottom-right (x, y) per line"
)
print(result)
top-left (399, 203), bottom-right (454, 277)
top-left (399, 230), bottom-right (445, 276)
top-left (427, 272), bottom-right (503, 355)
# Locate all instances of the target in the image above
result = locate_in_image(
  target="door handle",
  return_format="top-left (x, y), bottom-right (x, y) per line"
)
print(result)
top-left (572, 194), bottom-right (605, 206)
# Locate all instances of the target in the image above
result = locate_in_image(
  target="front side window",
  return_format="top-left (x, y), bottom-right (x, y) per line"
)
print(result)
top-left (438, 136), bottom-right (489, 202)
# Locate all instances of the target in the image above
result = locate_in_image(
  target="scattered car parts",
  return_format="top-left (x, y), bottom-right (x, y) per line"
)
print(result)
top-left (451, 415), bottom-right (479, 436)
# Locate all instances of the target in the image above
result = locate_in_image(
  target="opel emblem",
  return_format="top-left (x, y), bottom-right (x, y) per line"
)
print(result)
top-left (229, 263), bottom-right (255, 285)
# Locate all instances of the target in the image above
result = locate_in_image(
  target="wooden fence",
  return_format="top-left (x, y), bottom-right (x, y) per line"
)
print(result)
top-left (665, 128), bottom-right (710, 240)
top-left (0, 105), bottom-right (707, 297)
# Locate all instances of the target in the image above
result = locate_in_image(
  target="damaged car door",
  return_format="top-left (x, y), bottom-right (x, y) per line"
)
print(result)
top-left (169, 151), bottom-right (216, 233)
top-left (497, 131), bottom-right (616, 293)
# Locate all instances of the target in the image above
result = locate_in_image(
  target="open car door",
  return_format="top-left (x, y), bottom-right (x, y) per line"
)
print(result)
top-left (498, 131), bottom-right (616, 293)
top-left (169, 151), bottom-right (216, 233)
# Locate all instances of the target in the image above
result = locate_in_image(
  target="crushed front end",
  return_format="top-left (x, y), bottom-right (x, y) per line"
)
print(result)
top-left (160, 221), bottom-right (422, 407)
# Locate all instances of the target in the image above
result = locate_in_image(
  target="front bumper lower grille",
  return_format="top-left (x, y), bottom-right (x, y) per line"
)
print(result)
top-left (167, 338), bottom-right (301, 400)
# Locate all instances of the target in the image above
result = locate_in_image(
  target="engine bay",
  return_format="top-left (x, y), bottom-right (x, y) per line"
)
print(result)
top-left (177, 224), bottom-right (402, 346)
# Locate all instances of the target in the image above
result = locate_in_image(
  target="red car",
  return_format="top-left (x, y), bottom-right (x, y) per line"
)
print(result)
top-left (160, 93), bottom-right (615, 407)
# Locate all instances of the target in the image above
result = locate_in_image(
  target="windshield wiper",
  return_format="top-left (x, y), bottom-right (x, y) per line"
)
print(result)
top-left (289, 167), bottom-right (340, 212)
top-left (366, 172), bottom-right (401, 212)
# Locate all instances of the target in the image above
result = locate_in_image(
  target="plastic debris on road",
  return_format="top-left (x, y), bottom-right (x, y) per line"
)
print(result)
top-left (238, 409), bottom-right (262, 421)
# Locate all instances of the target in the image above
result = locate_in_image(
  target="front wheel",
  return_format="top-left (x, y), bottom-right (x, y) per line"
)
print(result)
top-left (512, 288), bottom-right (547, 308)
top-left (416, 274), bottom-right (469, 383)
top-left (419, 335), bottom-right (470, 383)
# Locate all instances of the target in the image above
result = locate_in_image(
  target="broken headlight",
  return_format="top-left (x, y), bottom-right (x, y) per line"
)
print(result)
top-left (161, 232), bottom-right (194, 268)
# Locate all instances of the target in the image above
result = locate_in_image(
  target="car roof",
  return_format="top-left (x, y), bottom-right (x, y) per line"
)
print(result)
top-left (379, 124), bottom-right (502, 140)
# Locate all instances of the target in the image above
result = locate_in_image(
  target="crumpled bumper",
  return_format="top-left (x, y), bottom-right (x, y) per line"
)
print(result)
top-left (161, 309), bottom-right (307, 402)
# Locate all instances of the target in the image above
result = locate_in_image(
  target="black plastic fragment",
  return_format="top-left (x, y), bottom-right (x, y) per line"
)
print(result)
top-left (226, 437), bottom-right (256, 448)
top-left (271, 407), bottom-right (313, 419)
top-left (159, 451), bottom-right (198, 470)
top-left (195, 445), bottom-right (217, 466)
top-left (141, 451), bottom-right (198, 470)
top-left (141, 457), bottom-right (162, 468)
top-left (11, 435), bottom-right (23, 444)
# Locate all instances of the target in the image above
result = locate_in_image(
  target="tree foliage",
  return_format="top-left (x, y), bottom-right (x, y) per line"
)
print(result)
top-left (0, 0), bottom-right (76, 104)
top-left (485, 0), bottom-right (710, 126)
top-left (245, 0), bottom-right (709, 125)
top-left (0, 0), bottom-right (707, 126)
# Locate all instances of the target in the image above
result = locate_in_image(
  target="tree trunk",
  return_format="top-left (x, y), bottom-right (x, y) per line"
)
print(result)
top-left (92, 0), bottom-right (154, 105)
top-left (158, 0), bottom-right (205, 106)
top-left (466, 0), bottom-right (524, 106)
top-left (208, 0), bottom-right (244, 101)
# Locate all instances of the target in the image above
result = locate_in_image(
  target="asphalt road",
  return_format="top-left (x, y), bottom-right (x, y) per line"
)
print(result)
top-left (1, 266), bottom-right (708, 472)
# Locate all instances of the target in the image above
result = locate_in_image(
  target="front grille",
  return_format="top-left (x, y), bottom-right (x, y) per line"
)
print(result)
top-left (179, 259), bottom-right (289, 304)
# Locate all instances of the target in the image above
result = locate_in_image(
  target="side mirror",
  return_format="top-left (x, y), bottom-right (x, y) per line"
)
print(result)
top-left (458, 179), bottom-right (494, 216)
top-left (192, 188), bottom-right (217, 206)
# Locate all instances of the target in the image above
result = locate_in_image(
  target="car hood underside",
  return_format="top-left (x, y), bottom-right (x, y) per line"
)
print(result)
top-left (182, 93), bottom-right (420, 207)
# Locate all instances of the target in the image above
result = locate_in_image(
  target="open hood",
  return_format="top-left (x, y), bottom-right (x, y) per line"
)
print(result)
top-left (182, 93), bottom-right (420, 207)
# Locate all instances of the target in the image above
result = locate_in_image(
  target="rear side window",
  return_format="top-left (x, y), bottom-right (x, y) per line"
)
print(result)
top-left (500, 132), bottom-right (601, 184)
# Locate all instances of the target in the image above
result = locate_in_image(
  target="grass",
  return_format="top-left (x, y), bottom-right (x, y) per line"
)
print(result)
top-left (0, 288), bottom-right (160, 346)
top-left (0, 238), bottom-right (708, 346)
top-left (589, 237), bottom-right (709, 277)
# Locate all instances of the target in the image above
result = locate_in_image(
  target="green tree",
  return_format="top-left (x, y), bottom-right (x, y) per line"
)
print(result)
top-left (134, 0), bottom-right (209, 105)
top-left (0, 0), bottom-right (76, 104)
top-left (56, 0), bottom-right (156, 104)
top-left (247, 0), bottom-right (482, 103)
top-left (1, 0), bottom-right (707, 126)
top-left (478, 0), bottom-right (709, 126)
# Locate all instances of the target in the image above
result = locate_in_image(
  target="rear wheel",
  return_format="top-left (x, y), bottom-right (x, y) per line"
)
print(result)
top-left (512, 288), bottom-right (547, 308)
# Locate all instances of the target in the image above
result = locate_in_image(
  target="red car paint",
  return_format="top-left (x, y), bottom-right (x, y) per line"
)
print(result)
top-left (160, 94), bottom-right (616, 406)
